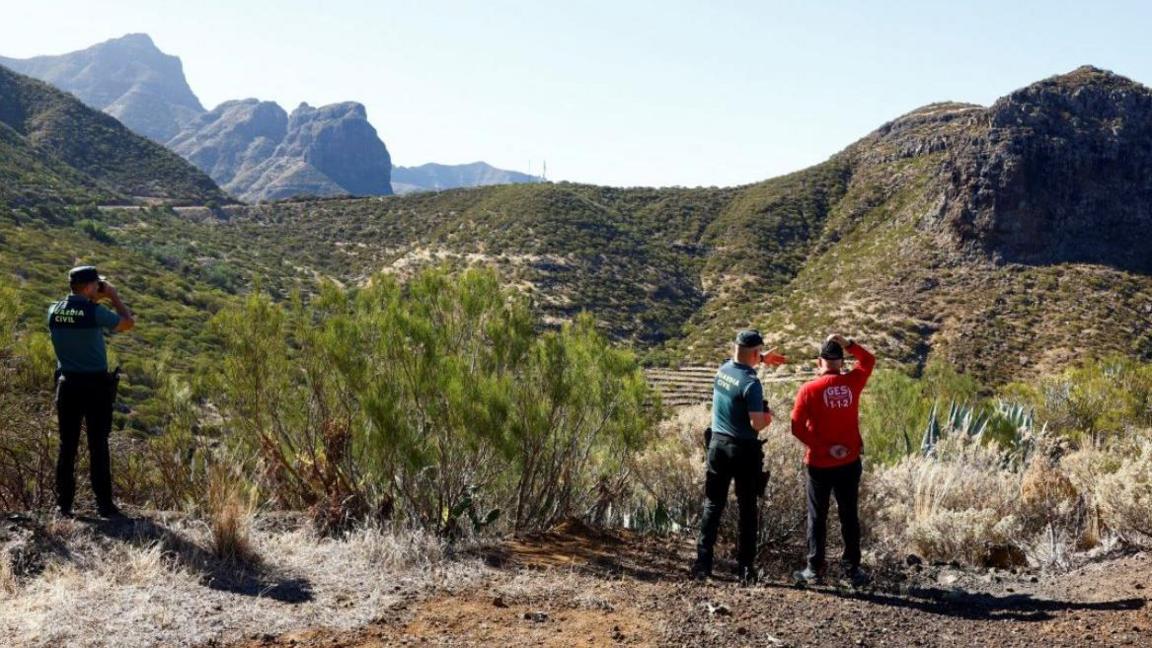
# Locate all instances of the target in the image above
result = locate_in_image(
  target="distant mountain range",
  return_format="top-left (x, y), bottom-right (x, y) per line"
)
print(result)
top-left (0, 34), bottom-right (541, 202)
top-left (391, 162), bottom-right (543, 195)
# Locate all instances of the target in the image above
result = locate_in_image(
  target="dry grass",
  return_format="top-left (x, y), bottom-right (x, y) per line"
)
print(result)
top-left (629, 404), bottom-right (710, 528)
top-left (0, 550), bottom-right (15, 595)
top-left (0, 516), bottom-right (483, 648)
top-left (866, 437), bottom-right (1024, 565)
top-left (206, 467), bottom-right (260, 565)
top-left (1097, 439), bottom-right (1152, 543)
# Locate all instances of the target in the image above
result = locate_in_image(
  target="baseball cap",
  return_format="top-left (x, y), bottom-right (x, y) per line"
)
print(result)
top-left (820, 340), bottom-right (845, 360)
top-left (736, 329), bottom-right (764, 348)
top-left (68, 266), bottom-right (103, 284)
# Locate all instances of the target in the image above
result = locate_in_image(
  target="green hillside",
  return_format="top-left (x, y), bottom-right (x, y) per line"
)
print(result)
top-left (0, 64), bottom-right (224, 204)
top-left (3, 66), bottom-right (1151, 416)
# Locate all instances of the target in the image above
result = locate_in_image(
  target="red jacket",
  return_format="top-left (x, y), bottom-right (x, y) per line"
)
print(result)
top-left (790, 343), bottom-right (876, 467)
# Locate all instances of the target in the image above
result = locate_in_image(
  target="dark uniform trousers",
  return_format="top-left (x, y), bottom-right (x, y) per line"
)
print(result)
top-left (55, 371), bottom-right (117, 511)
top-left (805, 458), bottom-right (863, 571)
top-left (696, 434), bottom-right (763, 570)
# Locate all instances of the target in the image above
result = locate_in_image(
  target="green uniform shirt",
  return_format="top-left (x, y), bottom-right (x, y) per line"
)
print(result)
top-left (47, 295), bottom-right (120, 373)
top-left (711, 360), bottom-right (765, 441)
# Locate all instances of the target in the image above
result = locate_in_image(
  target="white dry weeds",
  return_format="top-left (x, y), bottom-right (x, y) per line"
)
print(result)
top-left (0, 517), bottom-right (488, 648)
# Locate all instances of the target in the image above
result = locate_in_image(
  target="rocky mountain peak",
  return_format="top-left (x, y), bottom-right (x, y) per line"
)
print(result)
top-left (930, 66), bottom-right (1152, 273)
top-left (280, 101), bottom-right (391, 197)
top-left (0, 33), bottom-right (204, 142)
top-left (99, 32), bottom-right (159, 51)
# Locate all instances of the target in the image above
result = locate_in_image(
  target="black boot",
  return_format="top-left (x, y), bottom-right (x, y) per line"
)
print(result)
top-left (97, 502), bottom-right (126, 519)
top-left (690, 560), bottom-right (712, 581)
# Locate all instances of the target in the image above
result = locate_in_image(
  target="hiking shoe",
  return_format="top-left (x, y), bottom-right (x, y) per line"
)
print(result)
top-left (844, 565), bottom-right (872, 587)
top-left (97, 503), bottom-right (126, 520)
top-left (738, 565), bottom-right (760, 586)
top-left (793, 566), bottom-right (825, 585)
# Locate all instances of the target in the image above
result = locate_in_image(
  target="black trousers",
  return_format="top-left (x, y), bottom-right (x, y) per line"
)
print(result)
top-left (805, 459), bottom-right (863, 571)
top-left (55, 371), bottom-right (117, 510)
top-left (696, 434), bottom-right (763, 570)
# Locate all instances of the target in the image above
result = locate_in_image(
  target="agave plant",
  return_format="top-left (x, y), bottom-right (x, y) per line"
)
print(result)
top-left (921, 398), bottom-right (1040, 464)
top-left (921, 400), bottom-right (990, 456)
top-left (991, 399), bottom-right (1038, 466)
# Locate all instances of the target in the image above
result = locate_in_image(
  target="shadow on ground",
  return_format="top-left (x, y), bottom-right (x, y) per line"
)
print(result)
top-left (479, 518), bottom-right (1146, 624)
top-left (766, 580), bottom-right (1145, 622)
top-left (65, 514), bottom-right (313, 603)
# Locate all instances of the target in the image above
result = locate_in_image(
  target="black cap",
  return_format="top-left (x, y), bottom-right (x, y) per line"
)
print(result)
top-left (820, 340), bottom-right (845, 360)
top-left (69, 266), bottom-right (102, 284)
top-left (735, 329), bottom-right (764, 348)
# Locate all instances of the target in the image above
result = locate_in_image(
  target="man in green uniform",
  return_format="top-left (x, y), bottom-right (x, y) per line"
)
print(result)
top-left (691, 329), bottom-right (786, 583)
top-left (47, 266), bottom-right (135, 518)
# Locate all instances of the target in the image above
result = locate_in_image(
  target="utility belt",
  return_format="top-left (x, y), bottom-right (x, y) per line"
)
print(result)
top-left (55, 366), bottom-right (121, 400)
top-left (702, 426), bottom-right (771, 497)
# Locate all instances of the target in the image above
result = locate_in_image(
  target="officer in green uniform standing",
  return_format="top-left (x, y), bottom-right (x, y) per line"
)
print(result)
top-left (692, 329), bottom-right (786, 583)
top-left (47, 266), bottom-right (135, 518)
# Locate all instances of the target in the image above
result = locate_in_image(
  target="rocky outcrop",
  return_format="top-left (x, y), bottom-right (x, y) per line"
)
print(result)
top-left (2, 34), bottom-right (547, 203)
top-left (2, 35), bottom-right (393, 202)
top-left (0, 33), bottom-right (204, 142)
top-left (169, 100), bottom-right (392, 202)
top-left (273, 102), bottom-right (392, 198)
top-left (167, 99), bottom-right (288, 191)
top-left (939, 66), bottom-right (1152, 273)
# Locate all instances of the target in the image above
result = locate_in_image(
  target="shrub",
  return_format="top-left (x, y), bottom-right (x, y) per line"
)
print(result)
top-left (629, 405), bottom-right (708, 531)
top-left (1003, 358), bottom-right (1152, 442)
top-left (75, 218), bottom-right (115, 244)
top-left (866, 437), bottom-right (1024, 564)
top-left (208, 267), bottom-right (654, 535)
top-left (0, 287), bottom-right (58, 511)
top-left (860, 362), bottom-right (983, 465)
top-left (1096, 438), bottom-right (1152, 543)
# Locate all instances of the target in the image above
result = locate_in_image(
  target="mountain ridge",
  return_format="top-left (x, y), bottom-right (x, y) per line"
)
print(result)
top-left (4, 63), bottom-right (1149, 384)
top-left (152, 64), bottom-right (1149, 383)
top-left (0, 63), bottom-right (224, 204)
top-left (2, 34), bottom-right (544, 202)
top-left (0, 33), bottom-right (204, 142)
top-left (392, 161), bottom-right (544, 194)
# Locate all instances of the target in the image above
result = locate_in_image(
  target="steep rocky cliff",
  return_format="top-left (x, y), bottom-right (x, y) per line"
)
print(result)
top-left (170, 101), bottom-right (392, 202)
top-left (938, 66), bottom-right (1152, 273)
top-left (0, 33), bottom-right (204, 142)
top-left (2, 35), bottom-right (393, 202)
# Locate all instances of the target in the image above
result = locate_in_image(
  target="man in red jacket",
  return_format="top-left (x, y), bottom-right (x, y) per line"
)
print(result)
top-left (790, 334), bottom-right (875, 585)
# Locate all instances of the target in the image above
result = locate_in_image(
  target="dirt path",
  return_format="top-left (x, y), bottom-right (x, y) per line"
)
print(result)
top-left (226, 523), bottom-right (1151, 648)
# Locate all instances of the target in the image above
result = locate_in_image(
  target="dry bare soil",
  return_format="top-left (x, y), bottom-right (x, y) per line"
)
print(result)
top-left (227, 521), bottom-right (1150, 648)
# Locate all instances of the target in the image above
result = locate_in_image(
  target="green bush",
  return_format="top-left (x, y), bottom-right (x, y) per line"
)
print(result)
top-left (861, 362), bottom-right (983, 465)
top-left (1002, 357), bottom-right (1152, 442)
top-left (208, 266), bottom-right (655, 534)
top-left (76, 218), bottom-right (115, 244)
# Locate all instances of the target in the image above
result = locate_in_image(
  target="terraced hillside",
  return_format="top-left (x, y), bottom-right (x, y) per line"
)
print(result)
top-left (645, 366), bottom-right (818, 408)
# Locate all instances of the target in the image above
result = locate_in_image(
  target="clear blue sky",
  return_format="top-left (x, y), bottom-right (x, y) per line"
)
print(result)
top-left (3, 1), bottom-right (1150, 187)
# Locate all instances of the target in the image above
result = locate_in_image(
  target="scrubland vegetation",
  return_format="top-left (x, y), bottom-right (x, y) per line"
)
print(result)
top-left (3, 260), bottom-right (1151, 582)
top-left (633, 360), bottom-right (1152, 571)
